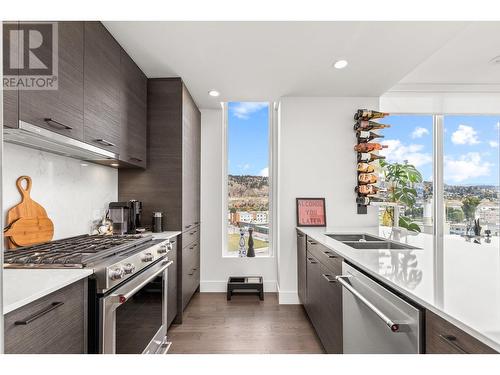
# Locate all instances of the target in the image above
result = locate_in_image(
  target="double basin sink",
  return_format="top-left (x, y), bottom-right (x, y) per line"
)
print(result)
top-left (326, 233), bottom-right (421, 250)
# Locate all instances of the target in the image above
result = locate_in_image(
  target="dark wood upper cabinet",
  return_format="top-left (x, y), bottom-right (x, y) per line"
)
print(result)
top-left (83, 21), bottom-right (121, 154)
top-left (119, 48), bottom-right (147, 168)
top-left (18, 22), bottom-right (84, 140)
top-left (2, 21), bottom-right (19, 129)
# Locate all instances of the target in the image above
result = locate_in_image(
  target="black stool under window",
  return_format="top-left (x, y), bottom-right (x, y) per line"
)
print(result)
top-left (227, 276), bottom-right (264, 301)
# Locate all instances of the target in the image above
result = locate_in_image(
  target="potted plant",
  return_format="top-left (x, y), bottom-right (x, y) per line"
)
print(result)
top-left (379, 160), bottom-right (423, 233)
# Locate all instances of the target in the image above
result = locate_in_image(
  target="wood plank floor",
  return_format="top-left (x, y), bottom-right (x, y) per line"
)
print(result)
top-left (168, 292), bottom-right (325, 354)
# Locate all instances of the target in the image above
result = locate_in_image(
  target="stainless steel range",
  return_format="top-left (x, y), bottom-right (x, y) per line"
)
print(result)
top-left (4, 234), bottom-right (174, 354)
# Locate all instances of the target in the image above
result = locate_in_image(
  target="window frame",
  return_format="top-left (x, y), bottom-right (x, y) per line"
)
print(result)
top-left (221, 101), bottom-right (276, 258)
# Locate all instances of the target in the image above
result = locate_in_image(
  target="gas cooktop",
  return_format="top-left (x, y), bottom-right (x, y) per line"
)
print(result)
top-left (3, 234), bottom-right (151, 268)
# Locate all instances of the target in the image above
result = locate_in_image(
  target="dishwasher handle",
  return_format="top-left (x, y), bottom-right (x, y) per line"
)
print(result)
top-left (336, 275), bottom-right (409, 333)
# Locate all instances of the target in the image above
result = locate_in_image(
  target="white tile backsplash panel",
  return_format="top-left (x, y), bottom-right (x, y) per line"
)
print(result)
top-left (2, 143), bottom-right (117, 239)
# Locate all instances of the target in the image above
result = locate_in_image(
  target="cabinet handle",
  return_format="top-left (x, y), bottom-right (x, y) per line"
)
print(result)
top-left (94, 139), bottom-right (116, 147)
top-left (307, 257), bottom-right (318, 264)
top-left (438, 334), bottom-right (468, 354)
top-left (129, 156), bottom-right (143, 162)
top-left (323, 251), bottom-right (337, 259)
top-left (188, 268), bottom-right (198, 276)
top-left (14, 302), bottom-right (64, 325)
top-left (185, 224), bottom-right (192, 229)
top-left (44, 118), bottom-right (73, 130)
top-left (307, 240), bottom-right (317, 245)
top-left (190, 231), bottom-right (196, 235)
top-left (322, 274), bottom-right (337, 283)
top-left (189, 245), bottom-right (195, 250)
top-left (194, 221), bottom-right (200, 225)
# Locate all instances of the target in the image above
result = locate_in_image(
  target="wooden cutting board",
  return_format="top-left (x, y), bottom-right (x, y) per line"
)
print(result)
top-left (4, 176), bottom-right (54, 249)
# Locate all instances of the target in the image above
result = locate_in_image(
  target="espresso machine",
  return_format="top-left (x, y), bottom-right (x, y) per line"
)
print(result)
top-left (108, 200), bottom-right (143, 235)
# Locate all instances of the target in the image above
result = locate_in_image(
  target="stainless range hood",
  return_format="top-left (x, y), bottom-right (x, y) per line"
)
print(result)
top-left (4, 121), bottom-right (118, 162)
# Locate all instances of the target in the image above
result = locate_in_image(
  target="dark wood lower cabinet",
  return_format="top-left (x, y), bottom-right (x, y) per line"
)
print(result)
top-left (4, 279), bottom-right (87, 354)
top-left (297, 231), bottom-right (307, 304)
top-left (305, 248), bottom-right (342, 354)
top-left (426, 311), bottom-right (497, 354)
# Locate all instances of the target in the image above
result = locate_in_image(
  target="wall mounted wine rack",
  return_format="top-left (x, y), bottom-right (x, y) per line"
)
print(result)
top-left (353, 109), bottom-right (390, 214)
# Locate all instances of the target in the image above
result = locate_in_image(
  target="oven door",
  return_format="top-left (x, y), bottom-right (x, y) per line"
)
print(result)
top-left (100, 259), bottom-right (173, 354)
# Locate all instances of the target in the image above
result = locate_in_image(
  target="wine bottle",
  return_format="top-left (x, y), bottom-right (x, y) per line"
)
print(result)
top-left (354, 143), bottom-right (388, 153)
top-left (354, 120), bottom-right (391, 131)
top-left (354, 109), bottom-right (389, 121)
top-left (355, 185), bottom-right (383, 195)
top-left (356, 196), bottom-right (385, 205)
top-left (358, 173), bottom-right (378, 184)
top-left (358, 153), bottom-right (386, 162)
top-left (357, 162), bottom-right (375, 173)
top-left (357, 130), bottom-right (384, 142)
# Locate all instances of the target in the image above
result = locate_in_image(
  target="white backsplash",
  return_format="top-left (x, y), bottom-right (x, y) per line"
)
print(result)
top-left (2, 142), bottom-right (117, 239)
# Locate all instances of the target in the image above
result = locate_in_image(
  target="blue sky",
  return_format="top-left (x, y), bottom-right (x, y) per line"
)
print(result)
top-left (228, 102), bottom-right (269, 176)
top-left (380, 115), bottom-right (500, 186)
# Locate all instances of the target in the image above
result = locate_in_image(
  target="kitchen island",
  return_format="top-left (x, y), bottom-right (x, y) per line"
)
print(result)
top-left (298, 226), bottom-right (500, 353)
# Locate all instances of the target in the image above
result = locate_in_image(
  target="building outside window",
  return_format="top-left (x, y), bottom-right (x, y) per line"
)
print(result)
top-left (225, 102), bottom-right (271, 256)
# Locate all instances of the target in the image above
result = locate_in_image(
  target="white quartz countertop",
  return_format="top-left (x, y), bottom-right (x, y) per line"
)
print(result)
top-left (298, 226), bottom-right (500, 352)
top-left (147, 231), bottom-right (182, 240)
top-left (3, 269), bottom-right (93, 315)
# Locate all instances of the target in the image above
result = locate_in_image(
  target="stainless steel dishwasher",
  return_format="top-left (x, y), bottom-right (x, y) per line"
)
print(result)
top-left (337, 262), bottom-right (422, 353)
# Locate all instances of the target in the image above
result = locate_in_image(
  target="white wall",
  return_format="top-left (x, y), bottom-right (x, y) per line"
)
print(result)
top-left (3, 143), bottom-right (117, 240)
top-left (277, 97), bottom-right (379, 303)
top-left (200, 109), bottom-right (277, 292)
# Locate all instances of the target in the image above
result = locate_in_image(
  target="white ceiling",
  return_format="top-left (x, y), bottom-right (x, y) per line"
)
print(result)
top-left (104, 21), bottom-right (479, 109)
top-left (390, 22), bottom-right (500, 93)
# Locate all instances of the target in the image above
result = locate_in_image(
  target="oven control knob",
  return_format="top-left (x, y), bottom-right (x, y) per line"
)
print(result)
top-left (167, 242), bottom-right (173, 251)
top-left (109, 267), bottom-right (124, 280)
top-left (122, 263), bottom-right (136, 274)
top-left (142, 252), bottom-right (154, 262)
top-left (157, 244), bottom-right (168, 254)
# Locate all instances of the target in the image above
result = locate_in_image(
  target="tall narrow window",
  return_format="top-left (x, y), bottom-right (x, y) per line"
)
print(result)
top-left (225, 102), bottom-right (271, 257)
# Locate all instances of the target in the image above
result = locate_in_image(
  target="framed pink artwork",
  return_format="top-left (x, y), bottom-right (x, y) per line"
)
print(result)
top-left (296, 198), bottom-right (326, 227)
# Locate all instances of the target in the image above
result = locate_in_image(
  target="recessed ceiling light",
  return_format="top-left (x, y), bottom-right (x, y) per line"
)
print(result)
top-left (111, 163), bottom-right (119, 167)
top-left (80, 163), bottom-right (89, 167)
top-left (333, 59), bottom-right (348, 69)
top-left (208, 90), bottom-right (220, 97)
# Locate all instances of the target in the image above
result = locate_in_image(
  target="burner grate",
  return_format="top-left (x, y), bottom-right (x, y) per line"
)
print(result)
top-left (4, 234), bottom-right (150, 266)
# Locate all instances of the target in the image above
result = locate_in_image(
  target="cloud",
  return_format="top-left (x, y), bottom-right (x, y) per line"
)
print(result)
top-left (237, 163), bottom-right (251, 171)
top-left (444, 153), bottom-right (492, 183)
top-left (451, 125), bottom-right (480, 145)
top-left (259, 167), bottom-right (269, 177)
top-left (381, 139), bottom-right (432, 167)
top-left (411, 127), bottom-right (429, 139)
top-left (489, 140), bottom-right (499, 148)
top-left (231, 102), bottom-right (268, 119)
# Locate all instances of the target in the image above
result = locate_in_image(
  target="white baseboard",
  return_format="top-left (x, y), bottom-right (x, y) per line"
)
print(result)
top-left (277, 284), bottom-right (300, 304)
top-left (200, 280), bottom-right (277, 292)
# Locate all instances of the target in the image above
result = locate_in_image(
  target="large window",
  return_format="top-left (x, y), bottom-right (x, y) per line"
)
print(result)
top-left (377, 115), bottom-right (434, 237)
top-left (377, 114), bottom-right (500, 251)
top-left (443, 116), bottom-right (500, 246)
top-left (225, 102), bottom-right (271, 257)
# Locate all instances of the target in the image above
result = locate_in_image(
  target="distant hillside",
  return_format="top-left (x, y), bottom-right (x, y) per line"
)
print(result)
top-left (228, 175), bottom-right (269, 198)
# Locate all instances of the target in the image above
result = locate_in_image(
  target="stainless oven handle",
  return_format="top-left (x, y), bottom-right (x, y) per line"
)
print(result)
top-left (111, 260), bottom-right (173, 303)
top-left (154, 341), bottom-right (172, 354)
top-left (336, 275), bottom-right (408, 333)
